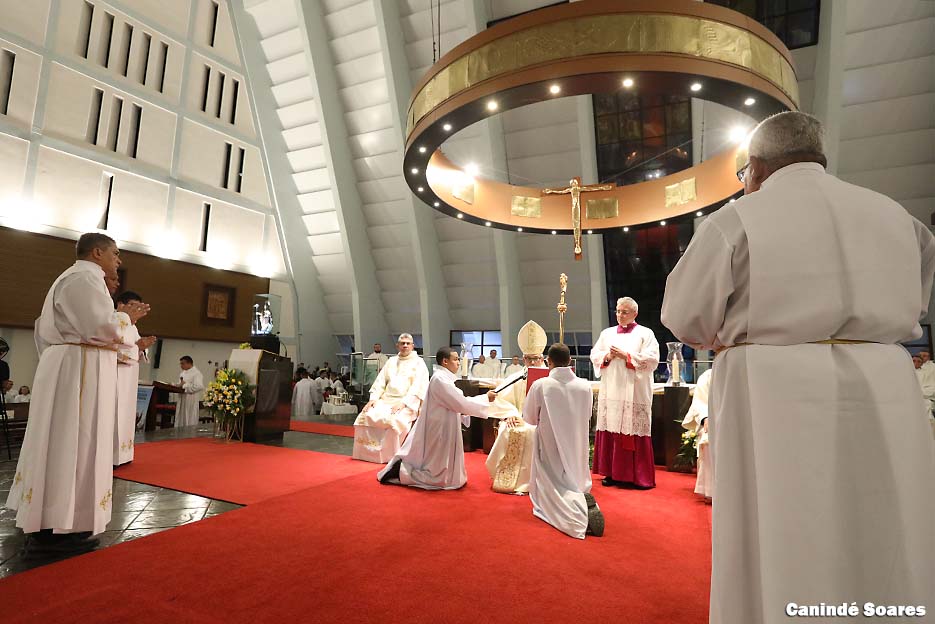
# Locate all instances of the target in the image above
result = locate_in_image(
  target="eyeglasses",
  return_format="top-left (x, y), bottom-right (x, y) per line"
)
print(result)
top-left (736, 162), bottom-right (749, 183)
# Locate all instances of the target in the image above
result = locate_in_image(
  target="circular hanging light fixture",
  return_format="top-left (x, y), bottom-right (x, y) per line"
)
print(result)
top-left (403, 0), bottom-right (799, 235)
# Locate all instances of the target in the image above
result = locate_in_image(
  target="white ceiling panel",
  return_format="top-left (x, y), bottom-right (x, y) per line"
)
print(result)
top-left (352, 152), bottom-right (402, 181)
top-left (357, 176), bottom-right (409, 203)
top-left (324, 293), bottom-right (353, 312)
top-left (435, 217), bottom-right (495, 241)
top-left (841, 93), bottom-right (935, 141)
top-left (838, 129), bottom-right (935, 175)
top-left (846, 0), bottom-right (934, 34)
top-left (504, 122), bottom-right (579, 160)
top-left (339, 77), bottom-right (390, 112)
top-left (266, 52), bottom-right (307, 84)
top-left (348, 127), bottom-right (400, 158)
top-left (842, 56), bottom-right (934, 107)
top-left (839, 164), bottom-right (935, 202)
top-left (282, 123), bottom-right (321, 151)
top-left (271, 76), bottom-right (315, 107)
top-left (446, 286), bottom-right (500, 309)
top-left (323, 1), bottom-right (376, 38)
top-left (259, 27), bottom-right (304, 63)
top-left (361, 200), bottom-right (410, 226)
top-left (276, 100), bottom-right (318, 130)
top-left (367, 223), bottom-right (413, 249)
top-left (845, 18), bottom-right (935, 70)
top-left (345, 102), bottom-right (394, 135)
top-left (335, 52), bottom-right (386, 87)
top-left (303, 211), bottom-right (340, 236)
top-left (442, 262), bottom-right (498, 286)
top-left (899, 198), bottom-right (934, 225)
top-left (372, 246), bottom-right (420, 270)
top-left (312, 253), bottom-right (350, 278)
top-left (308, 232), bottom-right (346, 255)
top-left (329, 26), bottom-right (382, 63)
top-left (293, 168), bottom-right (331, 193)
top-left (437, 238), bottom-right (496, 262)
top-left (298, 189), bottom-right (336, 214)
top-left (249, 0), bottom-right (298, 38)
top-left (376, 270), bottom-right (420, 292)
top-left (287, 145), bottom-right (327, 172)
top-left (507, 151), bottom-right (582, 188)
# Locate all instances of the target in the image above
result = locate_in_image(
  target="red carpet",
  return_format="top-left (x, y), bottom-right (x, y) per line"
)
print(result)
top-left (113, 438), bottom-right (373, 504)
top-left (289, 420), bottom-right (355, 437)
top-left (4, 449), bottom-right (711, 623)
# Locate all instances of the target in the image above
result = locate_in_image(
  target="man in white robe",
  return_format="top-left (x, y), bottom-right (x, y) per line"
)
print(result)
top-left (177, 356), bottom-right (204, 427)
top-left (111, 289), bottom-right (155, 466)
top-left (590, 297), bottom-right (660, 489)
top-left (486, 321), bottom-right (547, 494)
top-left (471, 354), bottom-right (493, 378)
top-left (919, 349), bottom-right (934, 375)
top-left (487, 349), bottom-right (502, 378)
top-left (504, 356), bottom-right (523, 377)
top-left (291, 369), bottom-right (316, 419)
top-left (329, 372), bottom-right (345, 396)
top-left (367, 343), bottom-right (389, 371)
top-left (316, 369), bottom-right (332, 400)
top-left (662, 111), bottom-right (935, 623)
top-left (912, 355), bottom-right (935, 415)
top-left (523, 343), bottom-right (601, 539)
top-left (13, 386), bottom-right (31, 403)
top-left (2, 379), bottom-right (15, 404)
top-left (353, 333), bottom-right (429, 463)
top-left (681, 368), bottom-right (713, 500)
top-left (378, 346), bottom-right (496, 489)
top-left (7, 233), bottom-right (149, 551)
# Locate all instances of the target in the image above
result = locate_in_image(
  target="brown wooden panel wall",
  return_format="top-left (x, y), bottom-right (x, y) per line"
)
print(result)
top-left (0, 227), bottom-right (270, 342)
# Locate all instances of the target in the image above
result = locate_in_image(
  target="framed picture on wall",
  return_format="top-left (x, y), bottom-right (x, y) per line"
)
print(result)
top-left (202, 284), bottom-right (236, 326)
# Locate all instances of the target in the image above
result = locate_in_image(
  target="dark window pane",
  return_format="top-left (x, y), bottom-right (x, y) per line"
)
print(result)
top-left (595, 114), bottom-right (618, 144)
top-left (666, 101), bottom-right (691, 133)
top-left (788, 0), bottom-right (817, 10)
top-left (594, 93), bottom-right (617, 115)
top-left (619, 111), bottom-right (642, 140)
top-left (763, 0), bottom-right (787, 17)
top-left (618, 93), bottom-right (640, 111)
top-left (621, 141), bottom-right (642, 168)
top-left (786, 10), bottom-right (817, 47)
top-left (642, 107), bottom-right (665, 138)
top-left (597, 144), bottom-right (620, 170)
top-left (765, 15), bottom-right (787, 41)
top-left (641, 94), bottom-right (664, 108)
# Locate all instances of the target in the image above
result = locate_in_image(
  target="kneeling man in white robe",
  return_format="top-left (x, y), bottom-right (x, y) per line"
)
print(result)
top-left (7, 233), bottom-right (149, 553)
top-left (523, 343), bottom-right (602, 539)
top-left (378, 347), bottom-right (496, 489)
top-left (353, 333), bottom-right (430, 463)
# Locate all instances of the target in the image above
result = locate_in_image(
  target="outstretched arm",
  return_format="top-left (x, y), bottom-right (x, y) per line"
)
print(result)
top-left (542, 187), bottom-right (570, 195)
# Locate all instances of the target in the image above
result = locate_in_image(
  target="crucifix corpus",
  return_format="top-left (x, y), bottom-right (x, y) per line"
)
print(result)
top-left (542, 177), bottom-right (613, 260)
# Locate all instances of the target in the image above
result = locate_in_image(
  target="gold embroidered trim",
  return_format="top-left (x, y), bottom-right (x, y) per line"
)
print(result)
top-left (492, 427), bottom-right (527, 493)
top-left (22, 488), bottom-right (32, 504)
top-left (99, 489), bottom-right (112, 510)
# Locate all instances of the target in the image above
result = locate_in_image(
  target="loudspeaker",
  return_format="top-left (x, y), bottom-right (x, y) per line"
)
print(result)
top-left (250, 334), bottom-right (280, 354)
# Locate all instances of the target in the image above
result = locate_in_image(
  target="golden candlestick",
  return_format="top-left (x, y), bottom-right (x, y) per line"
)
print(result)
top-left (557, 273), bottom-right (568, 343)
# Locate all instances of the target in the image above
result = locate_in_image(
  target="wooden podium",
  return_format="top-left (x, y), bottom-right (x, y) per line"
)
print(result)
top-left (651, 385), bottom-right (692, 469)
top-left (144, 381), bottom-right (183, 431)
top-left (228, 349), bottom-right (292, 443)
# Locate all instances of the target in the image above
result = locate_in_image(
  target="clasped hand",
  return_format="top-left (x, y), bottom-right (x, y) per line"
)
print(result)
top-left (609, 346), bottom-right (629, 360)
top-left (117, 301), bottom-right (151, 323)
top-left (136, 336), bottom-right (157, 351)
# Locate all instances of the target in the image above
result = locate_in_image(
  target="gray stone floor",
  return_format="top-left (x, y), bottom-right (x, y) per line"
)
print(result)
top-left (0, 416), bottom-right (355, 578)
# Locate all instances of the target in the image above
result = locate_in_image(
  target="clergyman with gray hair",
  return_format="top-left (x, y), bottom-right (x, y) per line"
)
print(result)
top-left (352, 332), bottom-right (430, 463)
top-left (662, 111), bottom-right (935, 623)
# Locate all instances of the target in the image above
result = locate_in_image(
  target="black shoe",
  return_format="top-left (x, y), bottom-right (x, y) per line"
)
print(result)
top-left (586, 506), bottom-right (605, 537)
top-left (23, 533), bottom-right (99, 558)
top-left (379, 459), bottom-right (402, 484)
top-left (584, 492), bottom-right (597, 508)
top-left (601, 477), bottom-right (615, 487)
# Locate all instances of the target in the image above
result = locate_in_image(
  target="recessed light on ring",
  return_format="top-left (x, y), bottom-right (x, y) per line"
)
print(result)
top-left (410, 167), bottom-right (418, 174)
top-left (517, 227), bottom-right (523, 232)
top-left (417, 186), bottom-right (424, 192)
top-left (696, 211), bottom-right (703, 217)
top-left (744, 97), bottom-right (756, 106)
top-left (418, 146), bottom-right (427, 153)
top-left (660, 220), bottom-right (667, 226)
top-left (443, 123), bottom-right (452, 131)
top-left (551, 230), bottom-right (557, 235)
top-left (486, 100), bottom-right (498, 111)
top-left (690, 82), bottom-right (702, 92)
top-left (485, 221), bottom-right (492, 227)
top-left (549, 84), bottom-right (561, 95)
top-left (623, 227), bottom-right (629, 232)
top-left (456, 213), bottom-right (463, 219)
top-left (433, 201), bottom-right (440, 207)
top-left (729, 198), bottom-right (736, 203)
top-left (587, 229), bottom-right (593, 234)
top-left (622, 77), bottom-right (634, 88)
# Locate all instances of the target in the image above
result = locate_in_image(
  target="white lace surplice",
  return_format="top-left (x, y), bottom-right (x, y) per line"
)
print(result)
top-left (589, 325), bottom-right (659, 436)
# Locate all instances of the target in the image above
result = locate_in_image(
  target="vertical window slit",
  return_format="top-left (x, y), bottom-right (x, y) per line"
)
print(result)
top-left (229, 78), bottom-right (239, 125)
top-left (126, 103), bottom-right (142, 158)
top-left (78, 1), bottom-right (94, 58)
top-left (221, 142), bottom-right (232, 188)
top-left (119, 23), bottom-right (133, 77)
top-left (108, 95), bottom-right (123, 152)
top-left (215, 72), bottom-right (225, 118)
top-left (200, 202), bottom-right (211, 252)
top-left (235, 147), bottom-right (245, 193)
top-left (86, 87), bottom-right (104, 144)
top-left (156, 42), bottom-right (168, 93)
top-left (200, 65), bottom-right (211, 112)
top-left (99, 173), bottom-right (114, 230)
top-left (208, 1), bottom-right (220, 48)
top-left (0, 50), bottom-right (15, 116)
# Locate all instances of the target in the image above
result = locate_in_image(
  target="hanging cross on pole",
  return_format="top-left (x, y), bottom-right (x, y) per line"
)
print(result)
top-left (542, 177), bottom-right (613, 260)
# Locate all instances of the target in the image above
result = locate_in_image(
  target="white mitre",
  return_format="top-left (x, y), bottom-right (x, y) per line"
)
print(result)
top-left (517, 320), bottom-right (547, 357)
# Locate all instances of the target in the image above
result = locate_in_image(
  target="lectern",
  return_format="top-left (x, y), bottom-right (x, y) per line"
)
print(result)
top-left (228, 349), bottom-right (292, 443)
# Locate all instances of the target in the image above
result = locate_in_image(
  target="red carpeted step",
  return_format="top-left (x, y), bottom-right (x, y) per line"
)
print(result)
top-left (113, 438), bottom-right (374, 504)
top-left (289, 420), bottom-right (355, 437)
top-left (5, 447), bottom-right (711, 623)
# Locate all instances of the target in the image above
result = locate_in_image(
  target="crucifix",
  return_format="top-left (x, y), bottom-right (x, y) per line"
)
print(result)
top-left (542, 177), bottom-right (614, 260)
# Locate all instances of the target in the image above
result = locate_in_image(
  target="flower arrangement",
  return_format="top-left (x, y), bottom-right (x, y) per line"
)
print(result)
top-left (203, 368), bottom-right (255, 441)
top-left (238, 342), bottom-right (252, 350)
top-left (672, 425), bottom-right (698, 472)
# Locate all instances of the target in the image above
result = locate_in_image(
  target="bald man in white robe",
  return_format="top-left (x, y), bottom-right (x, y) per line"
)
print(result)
top-left (662, 112), bottom-right (935, 623)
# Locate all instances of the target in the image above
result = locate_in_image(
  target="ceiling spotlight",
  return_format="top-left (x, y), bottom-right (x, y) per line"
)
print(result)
top-left (485, 221), bottom-right (492, 227)
top-left (486, 100), bottom-right (498, 111)
top-left (464, 163), bottom-right (480, 177)
top-left (655, 172), bottom-right (662, 178)
top-left (433, 201), bottom-right (440, 207)
top-left (457, 213), bottom-right (463, 219)
top-left (517, 227), bottom-right (523, 232)
top-left (696, 211), bottom-right (703, 217)
top-left (587, 229), bottom-right (593, 234)
top-left (551, 230), bottom-right (557, 235)
top-left (729, 198), bottom-right (736, 203)
top-left (728, 126), bottom-right (749, 143)
top-left (417, 186), bottom-right (424, 192)
top-left (549, 84), bottom-right (561, 95)
top-left (410, 167), bottom-right (419, 174)
top-left (690, 82), bottom-right (702, 92)
top-left (622, 77), bottom-right (634, 88)
top-left (623, 227), bottom-right (629, 232)
top-left (443, 123), bottom-right (452, 131)
top-left (744, 97), bottom-right (756, 106)
top-left (418, 146), bottom-right (427, 153)
top-left (660, 220), bottom-right (667, 226)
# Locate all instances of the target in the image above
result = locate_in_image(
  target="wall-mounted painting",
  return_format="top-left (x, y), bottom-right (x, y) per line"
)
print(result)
top-left (202, 284), bottom-right (236, 326)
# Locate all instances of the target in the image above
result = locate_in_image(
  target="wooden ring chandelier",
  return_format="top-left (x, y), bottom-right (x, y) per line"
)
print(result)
top-left (402, 0), bottom-right (799, 234)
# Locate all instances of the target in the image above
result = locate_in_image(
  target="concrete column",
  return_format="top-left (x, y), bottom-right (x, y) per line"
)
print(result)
top-left (812, 0), bottom-right (848, 174)
top-left (294, 0), bottom-right (391, 352)
top-left (371, 0), bottom-right (452, 355)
